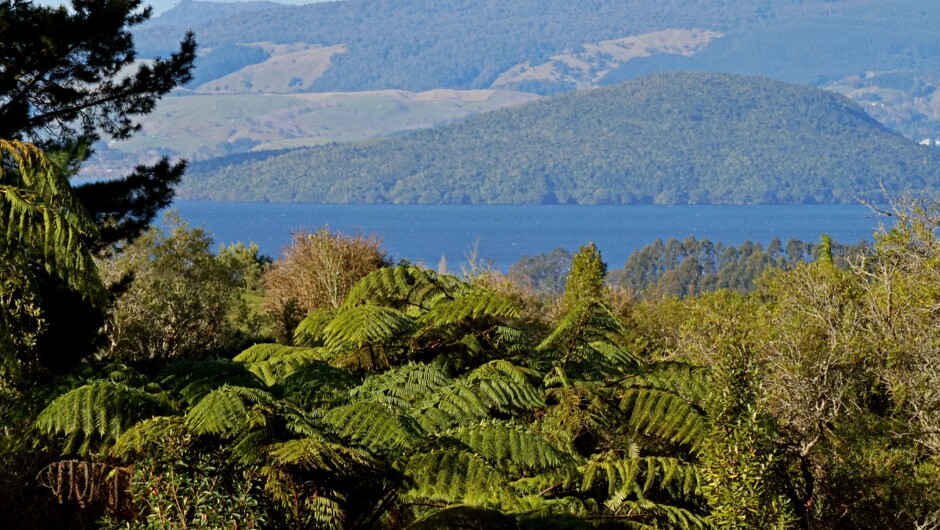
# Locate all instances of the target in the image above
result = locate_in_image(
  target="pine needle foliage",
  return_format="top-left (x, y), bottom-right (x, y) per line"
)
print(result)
top-left (35, 380), bottom-right (171, 456)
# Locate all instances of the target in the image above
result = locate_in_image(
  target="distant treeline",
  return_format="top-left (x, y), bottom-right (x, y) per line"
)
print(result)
top-left (510, 236), bottom-right (869, 298)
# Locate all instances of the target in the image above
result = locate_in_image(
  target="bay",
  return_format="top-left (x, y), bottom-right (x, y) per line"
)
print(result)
top-left (169, 201), bottom-right (885, 270)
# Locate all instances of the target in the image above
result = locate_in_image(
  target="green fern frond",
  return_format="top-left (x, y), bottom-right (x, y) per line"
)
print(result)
top-left (623, 362), bottom-right (711, 408)
top-left (185, 385), bottom-right (277, 436)
top-left (449, 421), bottom-right (572, 472)
top-left (408, 506), bottom-right (517, 530)
top-left (269, 435), bottom-right (374, 474)
top-left (158, 358), bottom-right (263, 405)
top-left (467, 360), bottom-right (544, 412)
top-left (0, 140), bottom-right (103, 301)
top-left (352, 363), bottom-right (452, 409)
top-left (619, 389), bottom-right (707, 454)
top-left (292, 308), bottom-right (336, 347)
top-left (323, 400), bottom-right (424, 451)
top-left (537, 299), bottom-right (626, 354)
top-left (419, 290), bottom-right (520, 327)
top-left (35, 381), bottom-right (171, 456)
top-left (234, 343), bottom-right (327, 386)
top-left (279, 363), bottom-right (359, 411)
top-left (581, 455), bottom-right (701, 500)
top-left (402, 448), bottom-right (517, 508)
top-left (605, 499), bottom-right (709, 529)
top-left (413, 379), bottom-right (490, 432)
top-left (322, 304), bottom-right (415, 351)
top-left (306, 495), bottom-right (346, 530)
top-left (342, 266), bottom-right (432, 307)
top-left (110, 415), bottom-right (185, 459)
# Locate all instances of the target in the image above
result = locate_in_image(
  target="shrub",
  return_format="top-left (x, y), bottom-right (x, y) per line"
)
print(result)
top-left (262, 228), bottom-right (389, 342)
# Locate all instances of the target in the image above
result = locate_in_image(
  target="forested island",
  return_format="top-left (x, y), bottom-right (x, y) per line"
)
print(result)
top-left (3, 0), bottom-right (940, 529)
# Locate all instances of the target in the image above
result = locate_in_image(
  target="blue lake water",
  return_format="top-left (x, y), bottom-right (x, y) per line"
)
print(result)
top-left (170, 201), bottom-right (886, 270)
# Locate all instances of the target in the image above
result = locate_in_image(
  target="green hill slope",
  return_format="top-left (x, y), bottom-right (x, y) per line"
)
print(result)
top-left (179, 72), bottom-right (940, 205)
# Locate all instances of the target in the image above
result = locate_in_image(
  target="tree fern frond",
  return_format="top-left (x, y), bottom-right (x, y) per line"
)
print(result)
top-left (185, 385), bottom-right (277, 436)
top-left (604, 499), bottom-right (709, 529)
top-left (449, 421), bottom-right (573, 472)
top-left (110, 415), bottom-right (185, 459)
top-left (0, 140), bottom-right (103, 301)
top-left (279, 363), bottom-right (359, 411)
top-left (306, 494), bottom-right (346, 530)
top-left (408, 506), bottom-right (517, 530)
top-left (581, 455), bottom-right (702, 501)
top-left (269, 435), bottom-right (374, 475)
top-left (619, 389), bottom-right (707, 454)
top-left (323, 400), bottom-right (424, 451)
top-left (292, 308), bottom-right (336, 347)
top-left (622, 362), bottom-right (711, 409)
top-left (467, 360), bottom-right (544, 412)
top-left (537, 299), bottom-right (626, 355)
top-left (35, 381), bottom-right (171, 456)
top-left (402, 448), bottom-right (517, 508)
top-left (352, 362), bottom-right (452, 409)
top-left (413, 379), bottom-right (490, 432)
top-left (322, 304), bottom-right (415, 351)
top-left (158, 358), bottom-right (263, 405)
top-left (234, 343), bottom-right (327, 386)
top-left (419, 290), bottom-right (520, 327)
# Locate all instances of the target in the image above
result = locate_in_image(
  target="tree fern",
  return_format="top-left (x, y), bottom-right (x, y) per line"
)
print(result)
top-left (35, 380), bottom-right (171, 456)
top-left (323, 400), bottom-right (425, 451)
top-left (0, 139), bottom-right (102, 301)
top-left (158, 358), bottom-right (263, 405)
top-left (448, 420), bottom-right (573, 473)
top-left (109, 415), bottom-right (186, 459)
top-left (278, 362), bottom-right (359, 411)
top-left (292, 308), bottom-right (336, 347)
top-left (623, 362), bottom-right (711, 409)
top-left (185, 385), bottom-right (277, 436)
top-left (537, 299), bottom-right (633, 375)
top-left (581, 455), bottom-right (702, 503)
top-left (322, 304), bottom-right (415, 352)
top-left (418, 289), bottom-right (520, 327)
top-left (234, 343), bottom-right (327, 386)
top-left (268, 434), bottom-right (374, 475)
top-left (466, 360), bottom-right (544, 413)
top-left (401, 448), bottom-right (518, 508)
top-left (619, 388), bottom-right (707, 454)
top-left (352, 362), bottom-right (452, 409)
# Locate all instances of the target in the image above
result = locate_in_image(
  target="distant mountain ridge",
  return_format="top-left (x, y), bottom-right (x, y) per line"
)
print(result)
top-left (179, 73), bottom-right (940, 205)
top-left (134, 0), bottom-right (940, 145)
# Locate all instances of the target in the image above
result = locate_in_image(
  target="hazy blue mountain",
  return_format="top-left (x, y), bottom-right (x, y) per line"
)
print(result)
top-left (179, 73), bottom-right (940, 205)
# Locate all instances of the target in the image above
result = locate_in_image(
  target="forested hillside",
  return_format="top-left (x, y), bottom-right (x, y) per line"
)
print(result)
top-left (180, 72), bottom-right (940, 204)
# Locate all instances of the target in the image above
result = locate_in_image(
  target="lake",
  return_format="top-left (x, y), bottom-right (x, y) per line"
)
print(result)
top-left (170, 201), bottom-right (886, 270)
